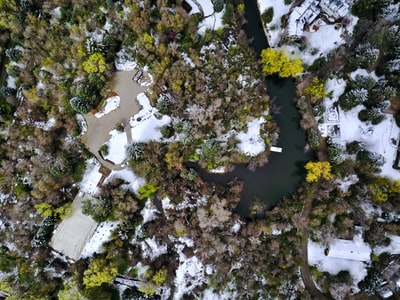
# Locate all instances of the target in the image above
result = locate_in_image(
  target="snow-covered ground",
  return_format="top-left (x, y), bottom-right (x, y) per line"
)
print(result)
top-left (173, 242), bottom-right (210, 300)
top-left (339, 106), bottom-right (400, 180)
top-left (258, 0), bottom-right (358, 65)
top-left (34, 117), bottom-right (56, 131)
top-left (196, 0), bottom-right (224, 34)
top-left (78, 158), bottom-right (102, 195)
top-left (80, 221), bottom-right (119, 258)
top-left (374, 235), bottom-right (400, 256)
top-left (320, 74), bottom-right (400, 181)
top-left (103, 129), bottom-right (128, 164)
top-left (129, 93), bottom-right (172, 142)
top-left (103, 168), bottom-right (145, 193)
top-left (141, 199), bottom-right (159, 224)
top-left (140, 236), bottom-right (168, 261)
top-left (308, 240), bottom-right (369, 290)
top-left (236, 117), bottom-right (266, 156)
top-left (257, 0), bottom-right (291, 47)
top-left (95, 96), bottom-right (120, 119)
top-left (115, 48), bottom-right (138, 71)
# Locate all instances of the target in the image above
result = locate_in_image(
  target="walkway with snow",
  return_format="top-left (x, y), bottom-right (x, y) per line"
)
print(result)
top-left (81, 70), bottom-right (146, 170)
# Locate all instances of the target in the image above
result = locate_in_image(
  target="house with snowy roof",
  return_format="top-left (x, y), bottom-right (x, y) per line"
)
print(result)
top-left (287, 0), bottom-right (321, 38)
top-left (326, 227), bottom-right (371, 261)
top-left (319, 0), bottom-right (349, 21)
top-left (286, 0), bottom-right (350, 39)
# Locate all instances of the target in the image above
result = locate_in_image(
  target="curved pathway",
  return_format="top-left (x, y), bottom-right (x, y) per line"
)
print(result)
top-left (81, 70), bottom-right (146, 170)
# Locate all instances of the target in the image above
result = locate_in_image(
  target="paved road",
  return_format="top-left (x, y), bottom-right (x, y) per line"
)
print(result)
top-left (81, 70), bottom-right (146, 170)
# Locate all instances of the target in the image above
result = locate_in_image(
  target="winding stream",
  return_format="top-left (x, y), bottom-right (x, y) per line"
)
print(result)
top-left (192, 0), bottom-right (312, 217)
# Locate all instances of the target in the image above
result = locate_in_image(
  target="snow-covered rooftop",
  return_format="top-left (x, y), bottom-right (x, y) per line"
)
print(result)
top-left (327, 237), bottom-right (371, 261)
top-left (308, 239), bottom-right (370, 288)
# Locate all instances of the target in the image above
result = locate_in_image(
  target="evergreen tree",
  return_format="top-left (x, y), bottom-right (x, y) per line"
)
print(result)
top-left (70, 97), bottom-right (92, 114)
top-left (126, 142), bottom-right (145, 161)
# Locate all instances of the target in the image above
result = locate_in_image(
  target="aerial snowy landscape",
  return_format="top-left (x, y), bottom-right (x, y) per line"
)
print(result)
top-left (0, 0), bottom-right (399, 299)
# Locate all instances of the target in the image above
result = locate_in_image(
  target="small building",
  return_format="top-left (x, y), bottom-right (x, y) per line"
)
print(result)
top-left (319, 0), bottom-right (349, 21)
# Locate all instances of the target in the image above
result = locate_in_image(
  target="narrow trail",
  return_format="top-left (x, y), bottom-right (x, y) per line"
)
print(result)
top-left (297, 186), bottom-right (327, 300)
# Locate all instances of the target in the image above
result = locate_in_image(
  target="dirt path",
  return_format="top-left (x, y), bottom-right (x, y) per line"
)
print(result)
top-left (296, 186), bottom-right (327, 299)
top-left (81, 70), bottom-right (146, 170)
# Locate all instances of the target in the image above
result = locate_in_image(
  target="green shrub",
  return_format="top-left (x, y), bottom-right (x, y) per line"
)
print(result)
top-left (137, 183), bottom-right (159, 200)
top-left (212, 0), bottom-right (224, 13)
top-left (261, 7), bottom-right (274, 24)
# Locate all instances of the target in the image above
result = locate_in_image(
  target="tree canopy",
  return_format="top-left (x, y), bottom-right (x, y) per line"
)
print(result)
top-left (305, 161), bottom-right (333, 183)
top-left (260, 48), bottom-right (304, 78)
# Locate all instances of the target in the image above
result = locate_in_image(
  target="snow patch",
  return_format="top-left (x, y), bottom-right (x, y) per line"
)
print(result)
top-left (115, 48), bottom-right (138, 71)
top-left (173, 243), bottom-right (209, 300)
top-left (141, 199), bottom-right (159, 224)
top-left (374, 235), bottom-right (400, 256)
top-left (141, 237), bottom-right (168, 261)
top-left (103, 129), bottom-right (128, 164)
top-left (76, 114), bottom-right (87, 135)
top-left (257, 0), bottom-right (291, 47)
top-left (104, 168), bottom-right (145, 194)
top-left (130, 93), bottom-right (172, 142)
top-left (79, 159), bottom-right (102, 195)
top-left (236, 117), bottom-right (266, 156)
top-left (95, 96), bottom-right (120, 118)
top-left (34, 117), bottom-right (56, 131)
top-left (80, 221), bottom-right (119, 258)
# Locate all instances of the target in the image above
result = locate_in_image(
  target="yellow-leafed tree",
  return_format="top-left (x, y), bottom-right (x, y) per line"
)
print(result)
top-left (261, 48), bottom-right (303, 78)
top-left (83, 257), bottom-right (117, 288)
top-left (305, 77), bottom-right (327, 100)
top-left (83, 52), bottom-right (106, 74)
top-left (305, 161), bottom-right (333, 183)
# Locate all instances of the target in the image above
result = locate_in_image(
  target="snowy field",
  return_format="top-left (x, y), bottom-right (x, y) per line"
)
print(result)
top-left (321, 73), bottom-right (400, 181)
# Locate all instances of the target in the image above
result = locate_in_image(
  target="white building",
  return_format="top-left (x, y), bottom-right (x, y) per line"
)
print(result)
top-left (287, 0), bottom-right (321, 38)
top-left (319, 0), bottom-right (349, 21)
top-left (287, 0), bottom-right (350, 39)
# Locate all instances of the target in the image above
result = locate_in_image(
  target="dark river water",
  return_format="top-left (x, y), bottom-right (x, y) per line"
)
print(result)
top-left (191, 0), bottom-right (312, 217)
